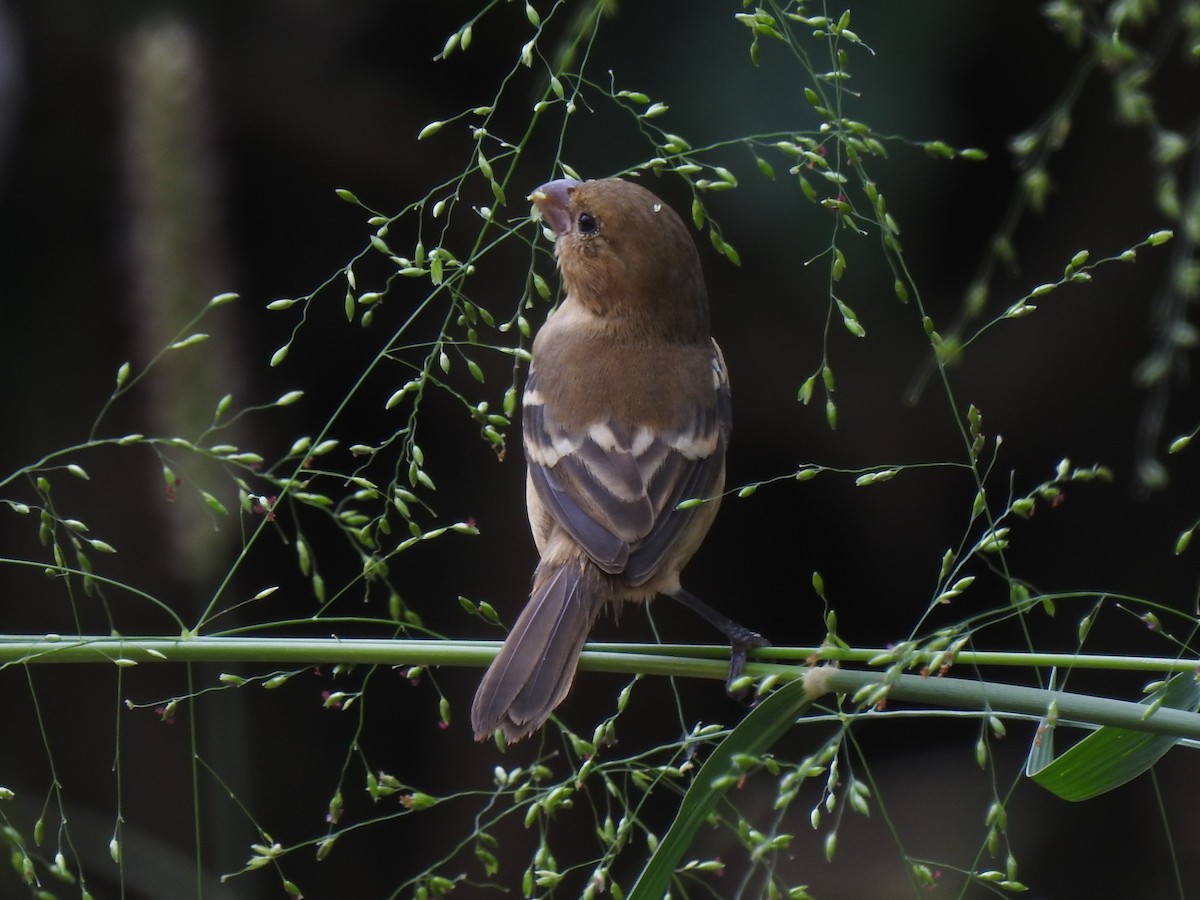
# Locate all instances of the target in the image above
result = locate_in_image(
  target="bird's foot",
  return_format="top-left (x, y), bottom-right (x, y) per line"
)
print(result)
top-left (726, 628), bottom-right (771, 702)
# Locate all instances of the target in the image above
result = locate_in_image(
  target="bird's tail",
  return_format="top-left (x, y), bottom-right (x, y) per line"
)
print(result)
top-left (471, 559), bottom-right (609, 742)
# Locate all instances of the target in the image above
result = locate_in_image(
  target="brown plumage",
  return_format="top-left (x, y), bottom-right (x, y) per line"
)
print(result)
top-left (470, 177), bottom-right (767, 743)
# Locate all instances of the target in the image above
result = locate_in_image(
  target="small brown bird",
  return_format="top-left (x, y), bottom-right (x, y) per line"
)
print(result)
top-left (470, 177), bottom-right (767, 743)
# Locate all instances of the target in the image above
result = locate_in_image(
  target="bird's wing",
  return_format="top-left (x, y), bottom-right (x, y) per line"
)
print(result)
top-left (523, 342), bottom-right (730, 583)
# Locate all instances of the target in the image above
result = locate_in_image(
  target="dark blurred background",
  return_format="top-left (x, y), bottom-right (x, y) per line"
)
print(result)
top-left (1, 1), bottom-right (1199, 897)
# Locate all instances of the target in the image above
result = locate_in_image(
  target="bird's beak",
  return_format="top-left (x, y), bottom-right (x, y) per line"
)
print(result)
top-left (530, 178), bottom-right (581, 237)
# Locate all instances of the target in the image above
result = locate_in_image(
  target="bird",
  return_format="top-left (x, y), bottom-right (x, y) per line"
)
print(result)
top-left (470, 176), bottom-right (767, 743)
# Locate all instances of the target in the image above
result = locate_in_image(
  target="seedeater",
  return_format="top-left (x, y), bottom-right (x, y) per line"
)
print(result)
top-left (470, 177), bottom-right (767, 743)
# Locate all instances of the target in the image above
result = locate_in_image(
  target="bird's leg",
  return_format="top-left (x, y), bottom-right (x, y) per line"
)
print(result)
top-left (668, 587), bottom-right (769, 696)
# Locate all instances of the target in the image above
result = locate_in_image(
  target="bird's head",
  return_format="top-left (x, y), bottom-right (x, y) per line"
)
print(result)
top-left (530, 177), bottom-right (709, 342)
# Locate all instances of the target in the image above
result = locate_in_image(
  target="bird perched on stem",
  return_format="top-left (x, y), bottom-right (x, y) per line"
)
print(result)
top-left (471, 176), bottom-right (767, 743)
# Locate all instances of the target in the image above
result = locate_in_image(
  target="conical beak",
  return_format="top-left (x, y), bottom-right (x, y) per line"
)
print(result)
top-left (530, 178), bottom-right (581, 236)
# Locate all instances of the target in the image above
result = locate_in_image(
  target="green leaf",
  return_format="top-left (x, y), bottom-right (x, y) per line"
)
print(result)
top-left (1175, 527), bottom-right (1194, 555)
top-left (627, 678), bottom-right (816, 899)
top-left (797, 375), bottom-right (815, 404)
top-left (831, 248), bottom-right (846, 281)
top-left (922, 140), bottom-right (955, 159)
top-left (1028, 673), bottom-right (1200, 801)
top-left (835, 298), bottom-right (865, 337)
top-left (170, 333), bottom-right (209, 350)
top-left (811, 570), bottom-right (826, 600)
top-left (418, 120), bottom-right (444, 140)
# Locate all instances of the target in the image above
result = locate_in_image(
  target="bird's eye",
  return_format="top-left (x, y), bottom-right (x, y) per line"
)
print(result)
top-left (577, 212), bottom-right (598, 235)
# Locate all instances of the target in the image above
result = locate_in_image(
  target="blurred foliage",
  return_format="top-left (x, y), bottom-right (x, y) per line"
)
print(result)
top-left (1, 1), bottom-right (1200, 897)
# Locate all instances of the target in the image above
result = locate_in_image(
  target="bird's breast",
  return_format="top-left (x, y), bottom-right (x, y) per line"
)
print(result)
top-left (530, 331), bottom-right (718, 434)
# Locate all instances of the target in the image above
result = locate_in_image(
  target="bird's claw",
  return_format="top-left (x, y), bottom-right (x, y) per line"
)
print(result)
top-left (725, 630), bottom-right (771, 703)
